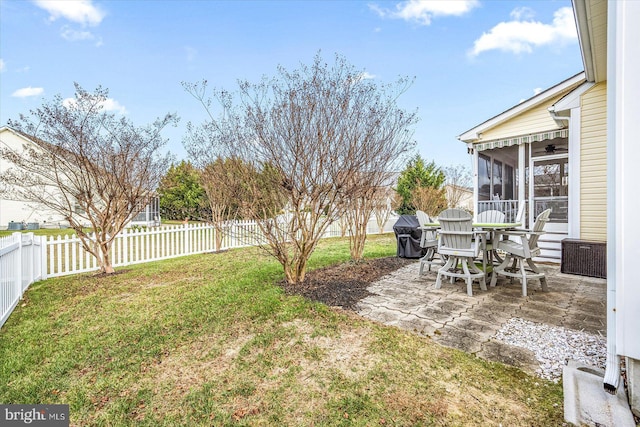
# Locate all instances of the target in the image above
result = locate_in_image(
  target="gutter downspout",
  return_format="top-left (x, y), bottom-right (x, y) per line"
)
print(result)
top-left (603, 0), bottom-right (619, 395)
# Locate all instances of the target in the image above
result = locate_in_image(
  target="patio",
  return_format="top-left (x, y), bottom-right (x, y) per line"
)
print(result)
top-left (356, 261), bottom-right (607, 381)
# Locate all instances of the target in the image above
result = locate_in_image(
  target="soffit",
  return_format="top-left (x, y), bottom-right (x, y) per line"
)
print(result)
top-left (574, 0), bottom-right (607, 83)
top-left (458, 73), bottom-right (585, 143)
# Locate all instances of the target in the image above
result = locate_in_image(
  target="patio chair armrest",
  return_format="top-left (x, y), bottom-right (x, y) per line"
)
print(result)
top-left (496, 230), bottom-right (544, 237)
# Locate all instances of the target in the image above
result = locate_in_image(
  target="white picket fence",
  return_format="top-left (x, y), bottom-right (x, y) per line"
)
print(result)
top-left (0, 216), bottom-right (396, 328)
top-left (0, 233), bottom-right (45, 328)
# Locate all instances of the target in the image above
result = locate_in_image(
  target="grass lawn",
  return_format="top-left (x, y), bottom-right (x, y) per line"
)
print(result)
top-left (0, 234), bottom-right (564, 426)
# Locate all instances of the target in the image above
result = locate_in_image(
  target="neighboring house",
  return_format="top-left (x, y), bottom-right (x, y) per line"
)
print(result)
top-left (0, 126), bottom-right (160, 229)
top-left (459, 0), bottom-right (640, 417)
top-left (0, 126), bottom-right (68, 228)
top-left (444, 184), bottom-right (473, 212)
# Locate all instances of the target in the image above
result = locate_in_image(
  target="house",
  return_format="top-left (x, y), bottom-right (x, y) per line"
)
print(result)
top-left (0, 126), bottom-right (161, 229)
top-left (459, 0), bottom-right (640, 419)
top-left (0, 126), bottom-right (68, 228)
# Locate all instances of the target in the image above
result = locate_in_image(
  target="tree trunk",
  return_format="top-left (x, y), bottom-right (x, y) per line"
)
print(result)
top-left (214, 222), bottom-right (224, 251)
top-left (99, 242), bottom-right (116, 274)
top-left (349, 221), bottom-right (368, 260)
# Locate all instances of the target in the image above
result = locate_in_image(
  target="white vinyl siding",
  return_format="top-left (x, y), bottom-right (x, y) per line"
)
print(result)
top-left (0, 128), bottom-right (69, 227)
top-left (579, 82), bottom-right (607, 241)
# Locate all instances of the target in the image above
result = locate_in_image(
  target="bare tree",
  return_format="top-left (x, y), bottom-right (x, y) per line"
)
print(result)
top-left (200, 157), bottom-right (247, 251)
top-left (184, 54), bottom-right (416, 283)
top-left (411, 186), bottom-right (448, 217)
top-left (0, 84), bottom-right (177, 274)
top-left (373, 185), bottom-right (395, 234)
top-left (345, 173), bottom-right (400, 260)
top-left (444, 164), bottom-right (473, 209)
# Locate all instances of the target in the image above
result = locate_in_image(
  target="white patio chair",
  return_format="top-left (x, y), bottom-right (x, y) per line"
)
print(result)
top-left (416, 210), bottom-right (440, 275)
top-left (435, 208), bottom-right (488, 296)
top-left (476, 209), bottom-right (506, 224)
top-left (415, 210), bottom-right (430, 226)
top-left (515, 202), bottom-right (526, 227)
top-left (491, 209), bottom-right (552, 296)
top-left (475, 210), bottom-right (506, 277)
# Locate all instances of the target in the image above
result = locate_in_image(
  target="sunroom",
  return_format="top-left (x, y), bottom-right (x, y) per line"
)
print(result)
top-left (458, 72), bottom-right (587, 261)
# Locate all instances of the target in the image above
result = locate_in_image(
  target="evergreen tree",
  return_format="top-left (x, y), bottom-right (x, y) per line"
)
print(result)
top-left (394, 155), bottom-right (446, 215)
top-left (158, 161), bottom-right (207, 220)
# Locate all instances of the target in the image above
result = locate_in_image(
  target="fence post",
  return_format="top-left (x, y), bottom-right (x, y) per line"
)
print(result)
top-left (183, 223), bottom-right (188, 254)
top-left (25, 232), bottom-right (34, 287)
top-left (39, 235), bottom-right (48, 280)
top-left (13, 232), bottom-right (23, 299)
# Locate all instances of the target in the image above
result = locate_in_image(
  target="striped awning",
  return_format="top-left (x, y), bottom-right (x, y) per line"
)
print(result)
top-left (474, 129), bottom-right (568, 152)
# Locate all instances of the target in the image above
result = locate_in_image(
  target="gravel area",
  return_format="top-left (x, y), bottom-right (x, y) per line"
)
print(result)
top-left (494, 317), bottom-right (607, 382)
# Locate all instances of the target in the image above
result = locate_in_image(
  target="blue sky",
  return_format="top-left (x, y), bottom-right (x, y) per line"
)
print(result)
top-left (0, 0), bottom-right (584, 170)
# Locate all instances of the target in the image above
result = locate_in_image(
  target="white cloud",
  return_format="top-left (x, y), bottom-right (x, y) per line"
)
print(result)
top-left (510, 7), bottom-right (535, 21)
top-left (61, 25), bottom-right (95, 41)
top-left (0, 59), bottom-right (5, 72)
top-left (360, 71), bottom-right (377, 80)
top-left (519, 87), bottom-right (544, 103)
top-left (33, 0), bottom-right (105, 26)
top-left (370, 0), bottom-right (479, 25)
top-left (12, 87), bottom-right (44, 98)
top-left (63, 97), bottom-right (127, 115)
top-left (470, 7), bottom-right (577, 57)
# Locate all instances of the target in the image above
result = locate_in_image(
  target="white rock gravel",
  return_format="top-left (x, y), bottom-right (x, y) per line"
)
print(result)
top-left (493, 317), bottom-right (606, 382)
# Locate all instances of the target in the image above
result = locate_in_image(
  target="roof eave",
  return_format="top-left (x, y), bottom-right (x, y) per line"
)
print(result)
top-left (0, 125), bottom-right (38, 147)
top-left (458, 72), bottom-right (586, 143)
top-left (573, 0), bottom-right (596, 82)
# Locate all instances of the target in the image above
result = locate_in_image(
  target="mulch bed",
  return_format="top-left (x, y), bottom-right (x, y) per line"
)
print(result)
top-left (281, 256), bottom-right (415, 310)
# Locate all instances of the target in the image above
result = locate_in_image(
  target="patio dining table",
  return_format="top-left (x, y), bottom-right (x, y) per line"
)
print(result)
top-left (419, 222), bottom-right (522, 281)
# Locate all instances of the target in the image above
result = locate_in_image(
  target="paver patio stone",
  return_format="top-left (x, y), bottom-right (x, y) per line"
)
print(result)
top-left (394, 314), bottom-right (443, 335)
top-left (522, 300), bottom-right (568, 316)
top-left (363, 306), bottom-right (404, 323)
top-left (465, 305), bottom-right (516, 325)
top-left (431, 326), bottom-right (485, 353)
top-left (564, 305), bottom-right (607, 319)
top-left (415, 306), bottom-right (458, 324)
top-left (357, 295), bottom-right (390, 306)
top-left (516, 308), bottom-right (566, 326)
top-left (430, 299), bottom-right (472, 314)
top-left (484, 292), bottom-right (525, 307)
top-left (527, 291), bottom-right (573, 308)
top-left (562, 316), bottom-right (606, 335)
top-left (451, 315), bottom-right (500, 334)
top-left (379, 298), bottom-right (421, 312)
top-left (571, 299), bottom-right (606, 312)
